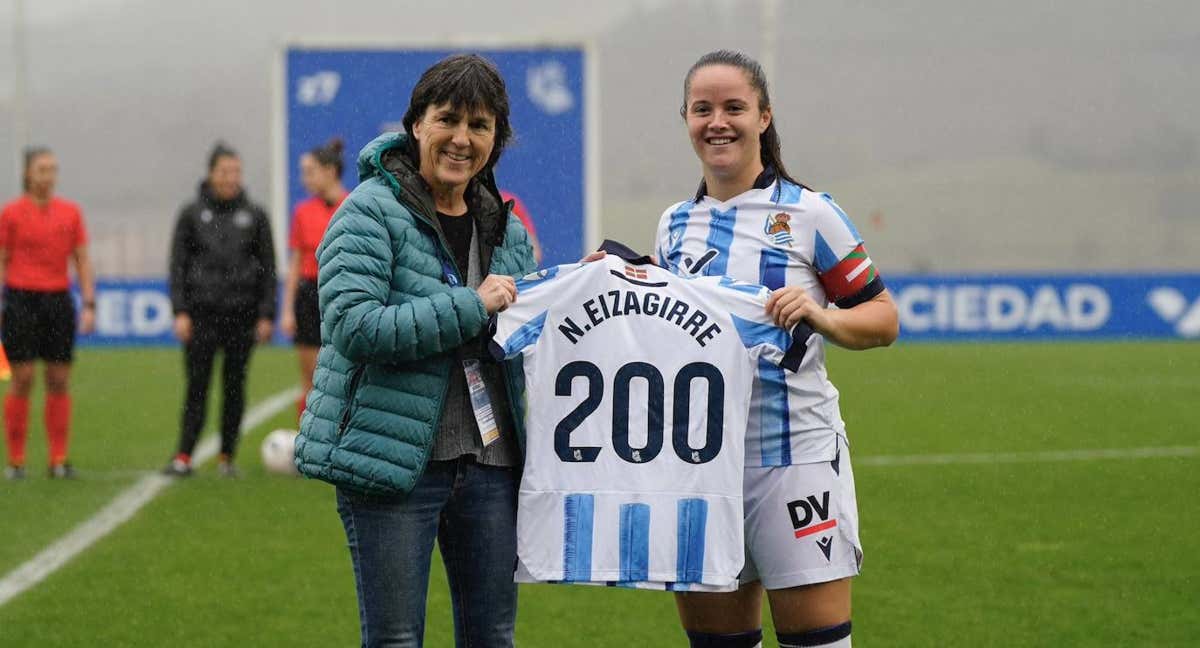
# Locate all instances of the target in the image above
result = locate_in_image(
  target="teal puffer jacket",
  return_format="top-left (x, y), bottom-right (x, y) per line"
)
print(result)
top-left (294, 132), bottom-right (536, 495)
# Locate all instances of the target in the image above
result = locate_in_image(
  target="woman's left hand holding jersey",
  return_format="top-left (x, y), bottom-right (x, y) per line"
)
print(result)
top-left (766, 285), bottom-right (898, 350)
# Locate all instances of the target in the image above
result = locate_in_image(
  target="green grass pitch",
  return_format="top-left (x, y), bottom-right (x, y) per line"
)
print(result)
top-left (0, 342), bottom-right (1196, 646)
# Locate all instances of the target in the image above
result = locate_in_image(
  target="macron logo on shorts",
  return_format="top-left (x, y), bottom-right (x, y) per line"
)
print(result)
top-left (787, 492), bottom-right (837, 560)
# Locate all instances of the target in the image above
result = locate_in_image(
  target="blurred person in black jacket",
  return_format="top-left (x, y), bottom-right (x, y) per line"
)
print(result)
top-left (164, 143), bottom-right (276, 477)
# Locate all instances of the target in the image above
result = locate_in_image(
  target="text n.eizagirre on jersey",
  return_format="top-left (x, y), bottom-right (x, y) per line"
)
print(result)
top-left (557, 289), bottom-right (722, 347)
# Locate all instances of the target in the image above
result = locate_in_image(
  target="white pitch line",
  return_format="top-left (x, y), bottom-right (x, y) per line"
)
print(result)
top-left (1, 408), bottom-right (1191, 608)
top-left (0, 387), bottom-right (299, 608)
top-left (857, 445), bottom-right (1199, 467)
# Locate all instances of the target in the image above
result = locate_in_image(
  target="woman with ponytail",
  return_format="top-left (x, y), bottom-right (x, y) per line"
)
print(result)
top-left (654, 50), bottom-right (898, 648)
top-left (280, 138), bottom-right (348, 422)
top-left (0, 147), bottom-right (95, 480)
top-left (165, 143), bottom-right (276, 477)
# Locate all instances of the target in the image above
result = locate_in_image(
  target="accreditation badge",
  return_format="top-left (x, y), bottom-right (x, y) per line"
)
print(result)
top-left (462, 359), bottom-right (499, 446)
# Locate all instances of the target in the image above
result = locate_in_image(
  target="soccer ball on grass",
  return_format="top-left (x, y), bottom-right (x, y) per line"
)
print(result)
top-left (260, 429), bottom-right (300, 476)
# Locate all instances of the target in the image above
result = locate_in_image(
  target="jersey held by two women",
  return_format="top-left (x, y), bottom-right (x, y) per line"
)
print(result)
top-left (491, 249), bottom-right (798, 591)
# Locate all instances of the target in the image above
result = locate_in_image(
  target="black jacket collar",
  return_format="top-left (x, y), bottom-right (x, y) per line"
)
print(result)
top-left (379, 138), bottom-right (509, 249)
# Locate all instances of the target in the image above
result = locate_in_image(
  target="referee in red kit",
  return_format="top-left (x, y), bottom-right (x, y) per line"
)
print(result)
top-left (0, 147), bottom-right (96, 480)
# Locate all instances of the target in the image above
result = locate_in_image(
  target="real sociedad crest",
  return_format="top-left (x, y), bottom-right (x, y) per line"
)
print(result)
top-left (764, 212), bottom-right (794, 247)
top-left (526, 60), bottom-right (574, 115)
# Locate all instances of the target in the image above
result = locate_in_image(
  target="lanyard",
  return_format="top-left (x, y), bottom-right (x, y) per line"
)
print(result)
top-left (436, 218), bottom-right (480, 289)
top-left (441, 257), bottom-right (461, 287)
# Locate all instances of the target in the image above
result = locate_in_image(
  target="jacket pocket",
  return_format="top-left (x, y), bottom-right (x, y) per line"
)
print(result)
top-left (336, 365), bottom-right (367, 438)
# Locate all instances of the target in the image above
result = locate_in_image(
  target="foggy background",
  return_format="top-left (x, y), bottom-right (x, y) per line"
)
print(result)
top-left (1, 0), bottom-right (1196, 277)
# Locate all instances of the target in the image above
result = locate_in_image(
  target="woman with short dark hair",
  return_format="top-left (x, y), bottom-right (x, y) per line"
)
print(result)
top-left (0, 147), bottom-right (95, 480)
top-left (294, 53), bottom-right (536, 647)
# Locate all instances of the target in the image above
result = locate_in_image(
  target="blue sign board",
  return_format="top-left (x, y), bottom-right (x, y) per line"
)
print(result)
top-left (80, 279), bottom-right (176, 346)
top-left (284, 45), bottom-right (589, 266)
top-left (75, 274), bottom-right (1200, 346)
top-left (888, 274), bottom-right (1200, 341)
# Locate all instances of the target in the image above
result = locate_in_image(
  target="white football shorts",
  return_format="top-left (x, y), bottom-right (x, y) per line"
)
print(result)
top-left (740, 436), bottom-right (863, 589)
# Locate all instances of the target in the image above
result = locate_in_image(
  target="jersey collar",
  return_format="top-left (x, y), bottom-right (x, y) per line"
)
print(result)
top-left (692, 166), bottom-right (777, 203)
top-left (598, 239), bottom-right (654, 265)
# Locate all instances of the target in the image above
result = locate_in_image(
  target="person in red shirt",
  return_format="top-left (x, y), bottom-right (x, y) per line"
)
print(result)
top-left (0, 147), bottom-right (96, 480)
top-left (280, 138), bottom-right (347, 422)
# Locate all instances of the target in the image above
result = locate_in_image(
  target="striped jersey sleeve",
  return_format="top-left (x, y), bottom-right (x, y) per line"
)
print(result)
top-left (654, 200), bottom-right (693, 271)
top-left (810, 193), bottom-right (884, 308)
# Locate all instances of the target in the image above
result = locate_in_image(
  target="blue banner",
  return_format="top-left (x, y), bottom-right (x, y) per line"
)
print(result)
top-left (81, 279), bottom-right (176, 346)
top-left (889, 274), bottom-right (1200, 341)
top-left (69, 274), bottom-right (1200, 346)
top-left (285, 46), bottom-right (588, 266)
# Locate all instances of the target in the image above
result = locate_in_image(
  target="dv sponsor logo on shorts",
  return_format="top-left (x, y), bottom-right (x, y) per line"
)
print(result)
top-left (787, 491), bottom-right (836, 560)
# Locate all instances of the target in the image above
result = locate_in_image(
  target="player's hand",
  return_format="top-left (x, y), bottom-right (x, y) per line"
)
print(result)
top-left (174, 313), bottom-right (193, 344)
top-left (280, 312), bottom-right (296, 338)
top-left (477, 274), bottom-right (517, 314)
top-left (255, 318), bottom-right (273, 344)
top-left (765, 286), bottom-right (828, 331)
top-left (578, 250), bottom-right (606, 264)
top-left (78, 305), bottom-right (96, 335)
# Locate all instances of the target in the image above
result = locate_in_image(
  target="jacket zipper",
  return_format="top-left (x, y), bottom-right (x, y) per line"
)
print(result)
top-left (336, 365), bottom-right (367, 437)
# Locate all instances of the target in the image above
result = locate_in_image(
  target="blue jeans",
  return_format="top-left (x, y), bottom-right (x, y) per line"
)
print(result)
top-left (336, 457), bottom-right (520, 648)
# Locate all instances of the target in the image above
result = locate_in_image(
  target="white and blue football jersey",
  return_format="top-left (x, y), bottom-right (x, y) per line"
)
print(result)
top-left (492, 248), bottom-right (797, 591)
top-left (654, 175), bottom-right (885, 467)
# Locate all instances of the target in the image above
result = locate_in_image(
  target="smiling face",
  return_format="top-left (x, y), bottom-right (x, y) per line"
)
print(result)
top-left (684, 64), bottom-right (772, 187)
top-left (411, 102), bottom-right (497, 197)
